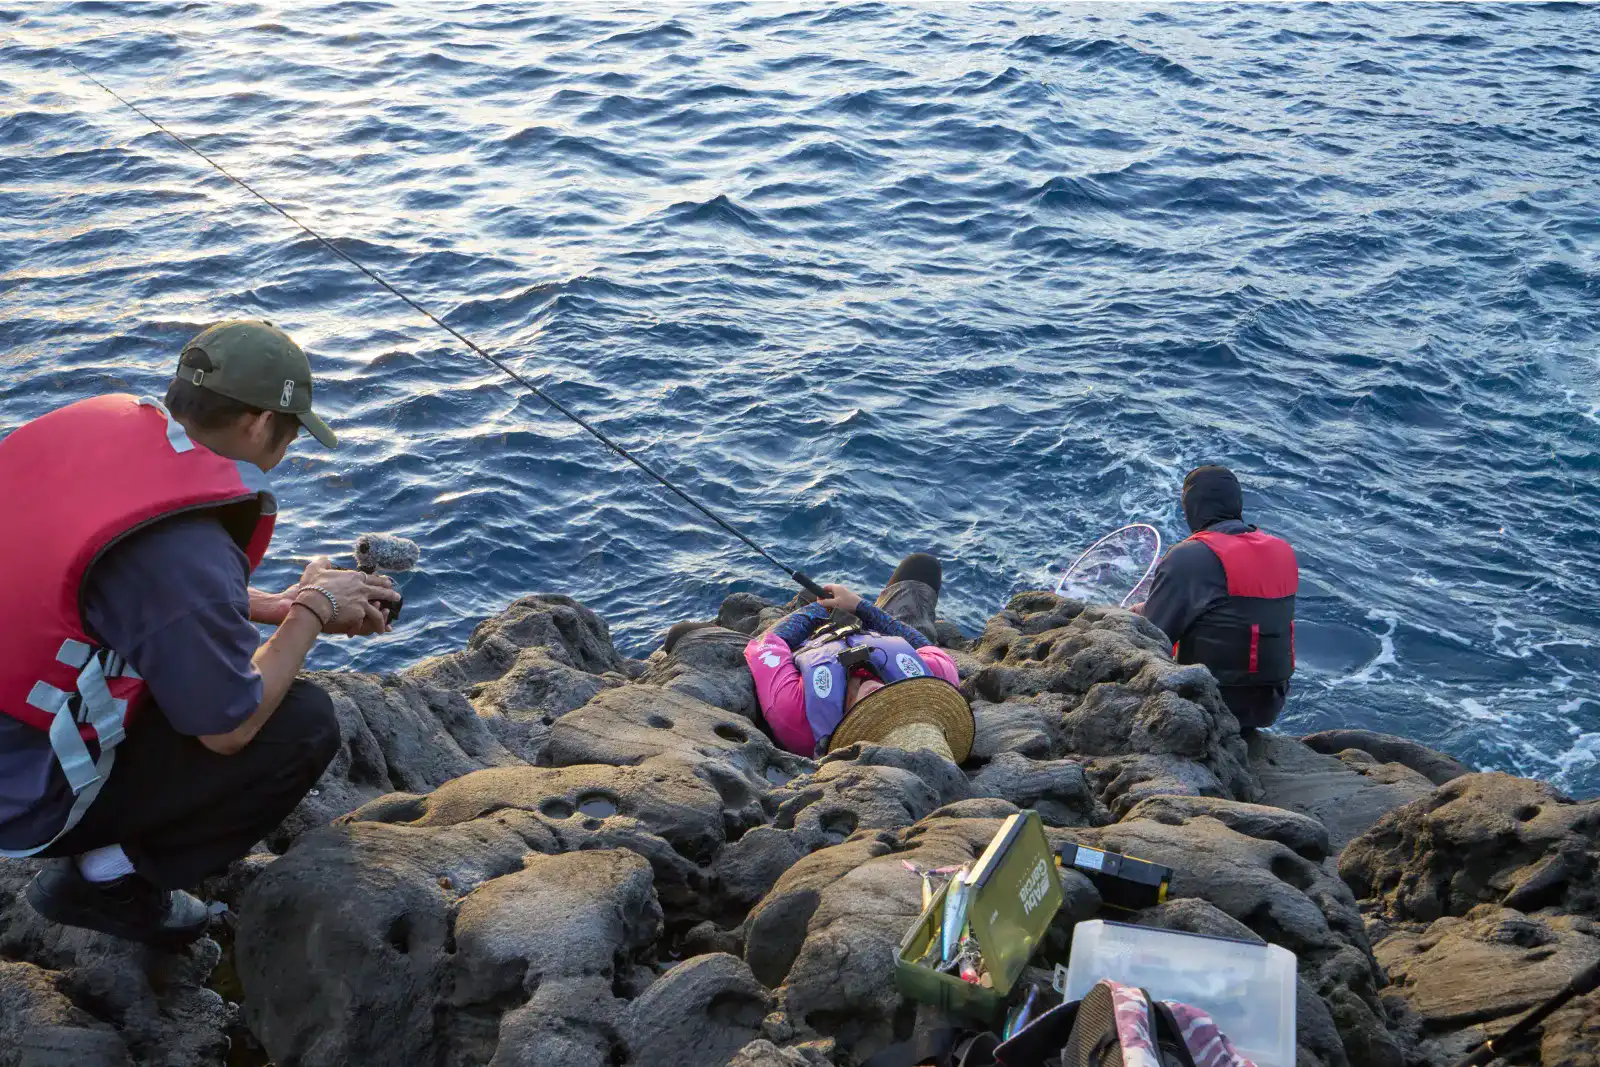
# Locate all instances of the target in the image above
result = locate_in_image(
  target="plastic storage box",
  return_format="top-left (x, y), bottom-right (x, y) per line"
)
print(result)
top-left (1061, 920), bottom-right (1297, 1067)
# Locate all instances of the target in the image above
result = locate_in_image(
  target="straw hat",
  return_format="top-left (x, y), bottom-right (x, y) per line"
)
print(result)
top-left (827, 677), bottom-right (975, 764)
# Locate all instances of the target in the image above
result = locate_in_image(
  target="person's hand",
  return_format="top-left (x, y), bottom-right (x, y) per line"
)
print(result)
top-left (295, 555), bottom-right (336, 590)
top-left (817, 584), bottom-right (863, 614)
top-left (1128, 601), bottom-right (1146, 616)
top-left (270, 555), bottom-right (340, 613)
top-left (296, 568), bottom-right (400, 636)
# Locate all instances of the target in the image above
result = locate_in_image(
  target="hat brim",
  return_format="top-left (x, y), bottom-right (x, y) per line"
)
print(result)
top-left (297, 409), bottom-right (337, 448)
top-left (827, 676), bottom-right (974, 763)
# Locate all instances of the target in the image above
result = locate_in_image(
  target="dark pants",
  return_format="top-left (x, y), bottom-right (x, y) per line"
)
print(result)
top-left (886, 552), bottom-right (941, 592)
top-left (38, 680), bottom-right (339, 888)
top-left (1219, 681), bottom-right (1289, 733)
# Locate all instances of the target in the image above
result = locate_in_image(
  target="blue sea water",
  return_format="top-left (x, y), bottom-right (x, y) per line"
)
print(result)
top-left (1, 3), bottom-right (1597, 792)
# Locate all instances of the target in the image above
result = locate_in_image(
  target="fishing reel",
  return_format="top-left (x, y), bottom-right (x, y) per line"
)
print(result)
top-left (836, 645), bottom-right (879, 673)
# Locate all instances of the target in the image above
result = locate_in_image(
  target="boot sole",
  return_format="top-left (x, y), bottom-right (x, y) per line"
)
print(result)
top-left (25, 878), bottom-right (209, 949)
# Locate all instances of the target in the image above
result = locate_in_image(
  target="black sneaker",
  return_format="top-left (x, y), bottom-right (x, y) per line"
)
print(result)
top-left (25, 858), bottom-right (211, 948)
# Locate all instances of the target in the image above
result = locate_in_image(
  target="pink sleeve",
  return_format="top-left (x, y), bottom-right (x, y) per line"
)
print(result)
top-left (918, 646), bottom-right (961, 686)
top-left (745, 633), bottom-right (815, 756)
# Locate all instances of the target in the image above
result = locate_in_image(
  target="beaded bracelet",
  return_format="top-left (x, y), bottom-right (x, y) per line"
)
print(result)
top-left (289, 600), bottom-right (331, 630)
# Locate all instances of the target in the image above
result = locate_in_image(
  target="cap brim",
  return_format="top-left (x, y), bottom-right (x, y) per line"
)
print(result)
top-left (297, 409), bottom-right (337, 448)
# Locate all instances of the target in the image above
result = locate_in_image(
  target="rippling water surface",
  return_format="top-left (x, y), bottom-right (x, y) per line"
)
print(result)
top-left (3, 2), bottom-right (1597, 791)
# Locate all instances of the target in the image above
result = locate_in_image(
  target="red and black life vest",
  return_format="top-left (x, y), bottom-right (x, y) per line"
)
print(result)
top-left (0, 394), bottom-right (275, 854)
top-left (1173, 528), bottom-right (1297, 687)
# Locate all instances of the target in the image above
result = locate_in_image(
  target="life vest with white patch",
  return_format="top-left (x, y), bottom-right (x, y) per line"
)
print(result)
top-left (0, 394), bottom-right (275, 854)
top-left (1174, 528), bottom-right (1297, 687)
top-left (792, 626), bottom-right (937, 755)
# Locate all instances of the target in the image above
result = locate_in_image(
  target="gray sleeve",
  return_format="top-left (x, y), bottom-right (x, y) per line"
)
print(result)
top-left (82, 515), bottom-right (264, 737)
top-left (853, 600), bottom-right (932, 649)
top-left (1141, 541), bottom-right (1230, 645)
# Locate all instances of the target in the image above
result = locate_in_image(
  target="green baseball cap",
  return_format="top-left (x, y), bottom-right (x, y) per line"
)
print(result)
top-left (177, 320), bottom-right (337, 448)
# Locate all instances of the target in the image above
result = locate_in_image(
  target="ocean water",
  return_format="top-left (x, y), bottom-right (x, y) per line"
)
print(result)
top-left (2, 3), bottom-right (1597, 793)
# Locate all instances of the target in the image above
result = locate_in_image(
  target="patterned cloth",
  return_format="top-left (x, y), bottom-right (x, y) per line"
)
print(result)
top-left (1162, 999), bottom-right (1258, 1067)
top-left (1108, 982), bottom-right (1164, 1067)
top-left (1106, 980), bottom-right (1257, 1067)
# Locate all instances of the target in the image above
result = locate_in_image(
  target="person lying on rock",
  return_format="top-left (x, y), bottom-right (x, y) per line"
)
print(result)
top-left (1133, 464), bottom-right (1298, 733)
top-left (740, 553), bottom-right (974, 762)
top-left (0, 320), bottom-right (399, 946)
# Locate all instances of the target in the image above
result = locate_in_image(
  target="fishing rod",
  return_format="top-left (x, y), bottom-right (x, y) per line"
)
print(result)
top-left (52, 54), bottom-right (828, 599)
top-left (1449, 956), bottom-right (1600, 1067)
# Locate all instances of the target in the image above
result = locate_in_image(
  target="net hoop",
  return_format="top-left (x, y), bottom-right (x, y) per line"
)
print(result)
top-left (1054, 523), bottom-right (1163, 607)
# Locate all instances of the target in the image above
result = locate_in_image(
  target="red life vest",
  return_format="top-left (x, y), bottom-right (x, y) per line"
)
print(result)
top-left (1173, 528), bottom-right (1297, 687)
top-left (0, 394), bottom-right (275, 853)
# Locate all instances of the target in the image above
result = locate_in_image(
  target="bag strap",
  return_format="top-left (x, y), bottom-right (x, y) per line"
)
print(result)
top-left (993, 998), bottom-right (1081, 1067)
top-left (955, 1031), bottom-right (1002, 1067)
top-left (1142, 992), bottom-right (1199, 1067)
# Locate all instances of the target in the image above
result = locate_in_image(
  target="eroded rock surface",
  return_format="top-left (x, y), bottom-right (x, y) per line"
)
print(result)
top-left (1342, 773), bottom-right (1600, 922)
top-left (640, 624), bottom-right (763, 720)
top-left (406, 594), bottom-right (635, 763)
top-left (5, 590), bottom-right (1586, 1067)
top-left (963, 594), bottom-right (1259, 817)
top-left (1300, 729), bottom-right (1472, 787)
top-left (1252, 732), bottom-right (1436, 852)
top-left (0, 861), bottom-right (230, 1067)
top-left (548, 685), bottom-right (812, 793)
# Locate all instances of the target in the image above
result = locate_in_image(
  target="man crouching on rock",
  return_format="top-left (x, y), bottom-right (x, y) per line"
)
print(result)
top-left (0, 320), bottom-right (398, 946)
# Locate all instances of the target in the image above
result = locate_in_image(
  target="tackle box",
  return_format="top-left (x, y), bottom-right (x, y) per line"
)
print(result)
top-left (894, 810), bottom-right (1064, 1026)
top-left (1055, 841), bottom-right (1173, 911)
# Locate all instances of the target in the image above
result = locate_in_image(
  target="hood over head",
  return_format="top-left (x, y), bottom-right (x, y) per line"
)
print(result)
top-left (1182, 465), bottom-right (1244, 532)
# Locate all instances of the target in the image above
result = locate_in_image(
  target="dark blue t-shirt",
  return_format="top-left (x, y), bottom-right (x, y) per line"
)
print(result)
top-left (0, 513), bottom-right (265, 850)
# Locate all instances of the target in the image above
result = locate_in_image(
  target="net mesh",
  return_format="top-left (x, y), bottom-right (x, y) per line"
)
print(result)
top-left (1055, 524), bottom-right (1162, 608)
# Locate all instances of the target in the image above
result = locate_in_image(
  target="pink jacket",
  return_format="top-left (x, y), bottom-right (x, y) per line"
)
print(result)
top-left (744, 630), bottom-right (960, 756)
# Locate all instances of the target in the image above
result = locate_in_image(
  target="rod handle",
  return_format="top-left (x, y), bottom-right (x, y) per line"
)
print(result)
top-left (792, 571), bottom-right (828, 598)
top-left (358, 563), bottom-right (404, 624)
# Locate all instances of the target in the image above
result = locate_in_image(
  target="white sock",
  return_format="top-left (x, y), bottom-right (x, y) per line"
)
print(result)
top-left (76, 844), bottom-right (135, 883)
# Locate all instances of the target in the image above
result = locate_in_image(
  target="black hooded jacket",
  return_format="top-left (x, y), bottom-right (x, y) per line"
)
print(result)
top-left (1141, 466), bottom-right (1295, 729)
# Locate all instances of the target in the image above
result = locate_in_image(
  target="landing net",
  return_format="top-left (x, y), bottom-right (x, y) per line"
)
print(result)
top-left (1054, 523), bottom-right (1162, 608)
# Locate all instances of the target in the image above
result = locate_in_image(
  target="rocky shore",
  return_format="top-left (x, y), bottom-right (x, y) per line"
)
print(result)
top-left (2, 589), bottom-right (1596, 1067)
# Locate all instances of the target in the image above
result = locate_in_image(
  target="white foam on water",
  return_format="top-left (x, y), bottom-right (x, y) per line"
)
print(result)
top-left (1553, 733), bottom-right (1600, 783)
top-left (1328, 609), bottom-right (1398, 687)
top-left (1384, 606), bottom-right (1475, 650)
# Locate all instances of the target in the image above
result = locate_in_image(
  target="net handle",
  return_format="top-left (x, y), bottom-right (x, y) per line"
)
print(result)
top-left (1054, 523), bottom-right (1163, 607)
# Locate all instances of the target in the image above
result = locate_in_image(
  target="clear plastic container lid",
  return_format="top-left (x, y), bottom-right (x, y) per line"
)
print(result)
top-left (1062, 920), bottom-right (1298, 1067)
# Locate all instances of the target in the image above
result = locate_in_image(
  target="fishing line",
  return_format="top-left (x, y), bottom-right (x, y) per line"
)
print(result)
top-left (50, 53), bottom-right (827, 598)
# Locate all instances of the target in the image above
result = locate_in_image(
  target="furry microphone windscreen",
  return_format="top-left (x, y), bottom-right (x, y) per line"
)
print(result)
top-left (354, 533), bottom-right (421, 572)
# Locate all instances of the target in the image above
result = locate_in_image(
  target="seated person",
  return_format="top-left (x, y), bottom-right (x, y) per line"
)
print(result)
top-left (1136, 465), bottom-right (1298, 732)
top-left (741, 553), bottom-right (965, 758)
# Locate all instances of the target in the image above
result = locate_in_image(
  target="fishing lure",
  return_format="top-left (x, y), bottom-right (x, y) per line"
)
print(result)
top-left (901, 859), bottom-right (935, 912)
top-left (941, 867), bottom-right (971, 963)
top-left (1003, 984), bottom-right (1041, 1039)
top-left (959, 957), bottom-right (981, 984)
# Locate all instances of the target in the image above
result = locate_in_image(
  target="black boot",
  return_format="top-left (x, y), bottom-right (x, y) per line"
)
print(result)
top-left (26, 857), bottom-right (211, 947)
